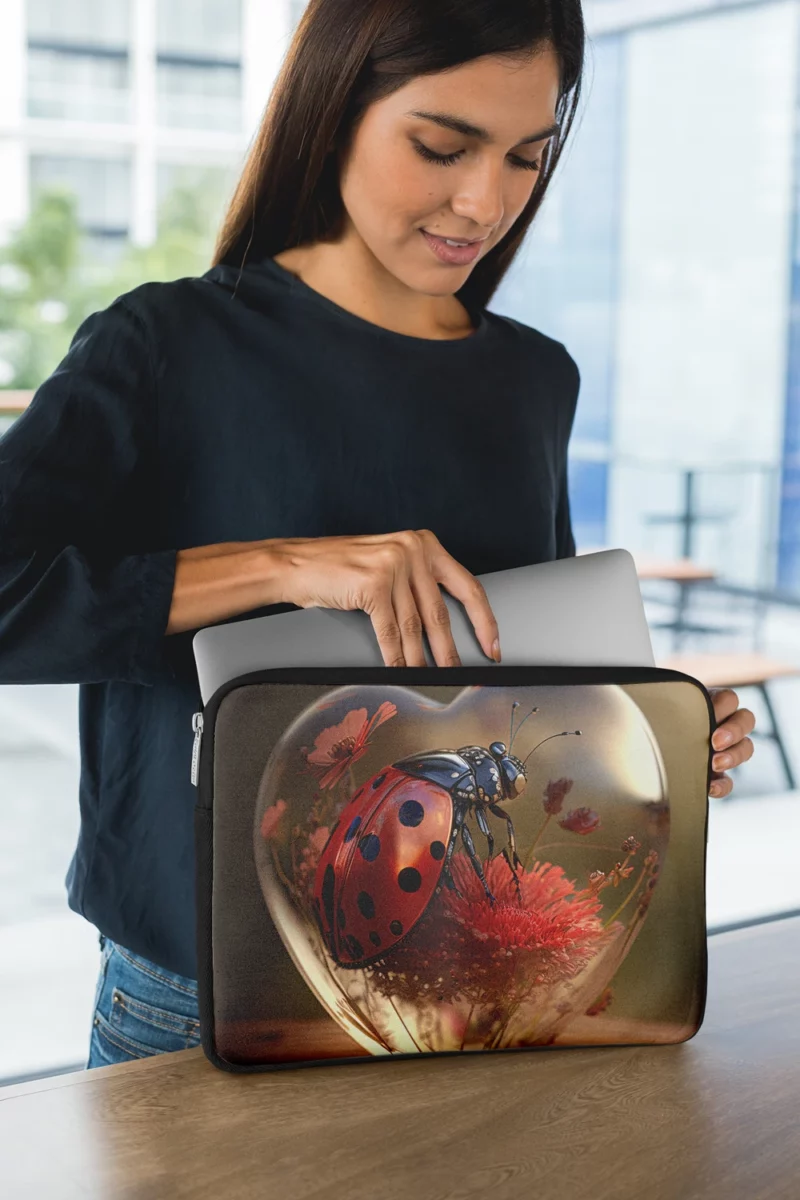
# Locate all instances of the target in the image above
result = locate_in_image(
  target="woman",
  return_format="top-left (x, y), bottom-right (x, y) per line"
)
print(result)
top-left (0, 0), bottom-right (754, 1069)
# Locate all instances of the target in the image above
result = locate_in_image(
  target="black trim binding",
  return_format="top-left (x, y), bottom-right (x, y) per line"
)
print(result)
top-left (193, 663), bottom-right (716, 1072)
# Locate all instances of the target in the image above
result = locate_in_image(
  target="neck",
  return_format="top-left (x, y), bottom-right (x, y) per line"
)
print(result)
top-left (272, 234), bottom-right (476, 341)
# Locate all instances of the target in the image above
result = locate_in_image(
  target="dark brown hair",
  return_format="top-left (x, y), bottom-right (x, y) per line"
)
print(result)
top-left (212, 0), bottom-right (586, 313)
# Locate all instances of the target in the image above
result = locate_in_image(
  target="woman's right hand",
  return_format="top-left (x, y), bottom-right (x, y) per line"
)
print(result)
top-left (271, 529), bottom-right (501, 668)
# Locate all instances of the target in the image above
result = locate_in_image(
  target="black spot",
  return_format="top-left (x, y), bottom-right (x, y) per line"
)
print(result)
top-left (344, 935), bottom-right (364, 960)
top-left (390, 920), bottom-right (404, 936)
top-left (344, 815), bottom-right (361, 843)
top-left (398, 867), bottom-right (422, 893)
top-left (337, 906), bottom-right (346, 930)
top-left (398, 799), bottom-right (425, 827)
top-left (357, 891), bottom-right (375, 919)
top-left (430, 840), bottom-right (446, 861)
top-left (358, 833), bottom-right (381, 862)
top-left (322, 865), bottom-right (336, 931)
top-left (369, 931), bottom-right (381, 947)
top-left (371, 772), bottom-right (387, 790)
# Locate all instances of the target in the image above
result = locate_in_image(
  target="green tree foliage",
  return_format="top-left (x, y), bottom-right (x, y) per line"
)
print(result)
top-left (0, 174), bottom-right (227, 391)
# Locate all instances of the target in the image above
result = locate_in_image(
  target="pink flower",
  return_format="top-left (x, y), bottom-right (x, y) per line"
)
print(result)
top-left (301, 701), bottom-right (397, 789)
top-left (542, 777), bottom-right (574, 815)
top-left (558, 807), bottom-right (601, 835)
top-left (260, 799), bottom-right (287, 840)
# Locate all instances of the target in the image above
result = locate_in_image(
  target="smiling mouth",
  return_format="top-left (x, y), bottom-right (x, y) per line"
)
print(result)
top-left (422, 231), bottom-right (488, 246)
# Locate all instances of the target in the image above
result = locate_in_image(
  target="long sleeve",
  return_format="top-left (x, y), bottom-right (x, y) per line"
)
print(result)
top-left (555, 343), bottom-right (580, 560)
top-left (0, 298), bottom-right (178, 686)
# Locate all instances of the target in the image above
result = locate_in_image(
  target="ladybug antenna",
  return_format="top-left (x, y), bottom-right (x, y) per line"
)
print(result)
top-left (509, 703), bottom-right (539, 751)
top-left (522, 730), bottom-right (582, 768)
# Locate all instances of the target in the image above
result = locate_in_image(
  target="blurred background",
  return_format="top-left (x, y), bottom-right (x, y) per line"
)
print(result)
top-left (1, 0), bottom-right (799, 1083)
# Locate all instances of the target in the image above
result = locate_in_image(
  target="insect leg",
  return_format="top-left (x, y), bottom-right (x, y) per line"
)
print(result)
top-left (489, 804), bottom-right (523, 869)
top-left (441, 804), bottom-right (466, 899)
top-left (460, 823), bottom-right (496, 905)
top-left (490, 803), bottom-right (523, 903)
top-left (474, 805), bottom-right (494, 860)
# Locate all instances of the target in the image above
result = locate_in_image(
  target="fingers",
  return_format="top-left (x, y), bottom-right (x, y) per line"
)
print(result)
top-left (709, 774), bottom-right (732, 799)
top-left (393, 571), bottom-right (438, 667)
top-left (366, 581), bottom-right (410, 667)
top-left (709, 687), bottom-right (741, 726)
top-left (711, 708), bottom-right (756, 753)
top-left (418, 530), bottom-right (500, 664)
top-left (712, 734), bottom-right (755, 774)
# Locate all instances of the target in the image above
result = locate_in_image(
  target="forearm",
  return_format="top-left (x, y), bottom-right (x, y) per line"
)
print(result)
top-left (165, 539), bottom-right (290, 635)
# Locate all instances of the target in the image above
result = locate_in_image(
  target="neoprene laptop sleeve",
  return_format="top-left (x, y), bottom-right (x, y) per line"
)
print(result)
top-left (192, 665), bottom-right (714, 1071)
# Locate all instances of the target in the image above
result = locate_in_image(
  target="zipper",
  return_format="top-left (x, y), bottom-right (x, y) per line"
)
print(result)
top-left (191, 711), bottom-right (204, 787)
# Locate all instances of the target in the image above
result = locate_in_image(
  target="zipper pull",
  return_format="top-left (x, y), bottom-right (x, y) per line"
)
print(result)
top-left (191, 712), bottom-right (204, 787)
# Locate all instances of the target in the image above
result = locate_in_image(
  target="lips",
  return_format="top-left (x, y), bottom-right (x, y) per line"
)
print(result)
top-left (423, 231), bottom-right (486, 245)
top-left (420, 229), bottom-right (486, 265)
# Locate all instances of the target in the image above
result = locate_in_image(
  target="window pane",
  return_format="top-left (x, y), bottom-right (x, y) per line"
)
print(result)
top-left (156, 0), bottom-right (241, 59)
top-left (27, 0), bottom-right (130, 48)
top-left (29, 155), bottom-right (131, 236)
top-left (156, 62), bottom-right (241, 131)
top-left (27, 48), bottom-right (130, 123)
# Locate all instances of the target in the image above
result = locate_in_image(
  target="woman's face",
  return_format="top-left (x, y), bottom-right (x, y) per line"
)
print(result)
top-left (337, 48), bottom-right (561, 295)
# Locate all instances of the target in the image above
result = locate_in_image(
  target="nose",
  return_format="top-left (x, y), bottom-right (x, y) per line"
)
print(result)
top-left (449, 158), bottom-right (505, 231)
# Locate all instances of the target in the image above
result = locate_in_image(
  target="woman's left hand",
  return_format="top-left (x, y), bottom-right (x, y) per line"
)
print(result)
top-left (708, 688), bottom-right (756, 798)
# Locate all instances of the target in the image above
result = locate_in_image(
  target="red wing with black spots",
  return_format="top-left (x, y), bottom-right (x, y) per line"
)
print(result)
top-left (313, 765), bottom-right (452, 967)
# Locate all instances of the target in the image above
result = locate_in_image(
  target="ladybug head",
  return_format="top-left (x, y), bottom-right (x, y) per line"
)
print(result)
top-left (488, 740), bottom-right (527, 798)
top-left (504, 700), bottom-right (583, 801)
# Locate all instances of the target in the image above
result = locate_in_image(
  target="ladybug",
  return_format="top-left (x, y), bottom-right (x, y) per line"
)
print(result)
top-left (312, 700), bottom-right (582, 968)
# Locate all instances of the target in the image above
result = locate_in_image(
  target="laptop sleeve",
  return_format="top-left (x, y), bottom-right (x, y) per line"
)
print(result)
top-left (192, 664), bottom-right (714, 1071)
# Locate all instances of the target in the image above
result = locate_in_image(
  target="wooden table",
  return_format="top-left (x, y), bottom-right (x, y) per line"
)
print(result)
top-left (3, 917), bottom-right (800, 1199)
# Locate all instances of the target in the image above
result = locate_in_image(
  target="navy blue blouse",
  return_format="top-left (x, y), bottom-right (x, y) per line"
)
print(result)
top-left (0, 255), bottom-right (579, 978)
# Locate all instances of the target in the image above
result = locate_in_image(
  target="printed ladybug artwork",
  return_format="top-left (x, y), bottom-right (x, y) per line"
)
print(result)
top-left (312, 700), bottom-right (582, 968)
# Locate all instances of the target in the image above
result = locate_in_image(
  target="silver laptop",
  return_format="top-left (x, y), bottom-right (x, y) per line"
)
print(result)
top-left (192, 548), bottom-right (654, 705)
top-left (194, 549), bottom-right (657, 705)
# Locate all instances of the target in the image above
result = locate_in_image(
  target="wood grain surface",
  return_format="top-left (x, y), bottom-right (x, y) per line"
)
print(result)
top-left (2, 916), bottom-right (800, 1200)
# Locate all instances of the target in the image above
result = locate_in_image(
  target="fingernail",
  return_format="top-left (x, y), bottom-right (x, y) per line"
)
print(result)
top-left (714, 753), bottom-right (732, 770)
top-left (492, 638), bottom-right (501, 663)
top-left (709, 783), bottom-right (721, 796)
top-left (713, 730), bottom-right (733, 749)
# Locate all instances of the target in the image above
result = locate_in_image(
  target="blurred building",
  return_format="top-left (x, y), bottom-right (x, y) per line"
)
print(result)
top-left (0, 0), bottom-right (291, 259)
top-left (500, 0), bottom-right (800, 591)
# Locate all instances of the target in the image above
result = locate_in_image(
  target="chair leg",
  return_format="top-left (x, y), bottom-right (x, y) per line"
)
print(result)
top-left (759, 683), bottom-right (796, 791)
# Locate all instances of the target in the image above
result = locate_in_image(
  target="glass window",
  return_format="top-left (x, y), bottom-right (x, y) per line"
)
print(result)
top-left (29, 155), bottom-right (131, 238)
top-left (27, 49), bottom-right (130, 124)
top-left (27, 0), bottom-right (131, 124)
top-left (156, 60), bottom-right (241, 131)
top-left (27, 0), bottom-right (130, 48)
top-left (156, 0), bottom-right (241, 60)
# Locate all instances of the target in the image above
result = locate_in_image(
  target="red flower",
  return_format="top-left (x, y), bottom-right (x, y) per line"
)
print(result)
top-left (369, 853), bottom-right (611, 1006)
top-left (301, 701), bottom-right (397, 789)
top-left (558, 807), bottom-right (601, 835)
top-left (543, 777), bottom-right (574, 815)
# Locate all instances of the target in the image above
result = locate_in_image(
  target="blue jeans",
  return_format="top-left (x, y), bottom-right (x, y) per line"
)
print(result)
top-left (86, 933), bottom-right (201, 1069)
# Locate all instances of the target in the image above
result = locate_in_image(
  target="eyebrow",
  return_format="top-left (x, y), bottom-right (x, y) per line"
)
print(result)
top-left (405, 109), bottom-right (560, 146)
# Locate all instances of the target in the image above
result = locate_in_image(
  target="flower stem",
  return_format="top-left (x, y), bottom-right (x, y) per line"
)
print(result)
top-left (523, 813), bottom-right (551, 870)
top-left (602, 866), bottom-right (648, 928)
top-left (387, 994), bottom-right (426, 1053)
